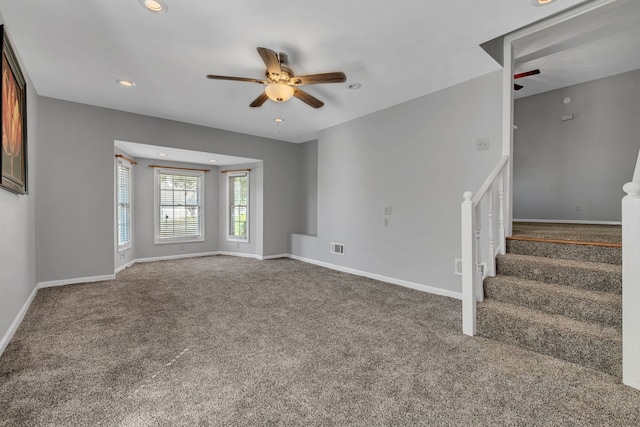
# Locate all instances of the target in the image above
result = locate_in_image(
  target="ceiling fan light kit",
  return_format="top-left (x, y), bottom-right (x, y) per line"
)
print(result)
top-left (265, 83), bottom-right (294, 102)
top-left (206, 47), bottom-right (346, 109)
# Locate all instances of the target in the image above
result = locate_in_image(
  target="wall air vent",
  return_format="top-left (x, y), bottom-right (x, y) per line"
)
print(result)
top-left (330, 242), bottom-right (345, 255)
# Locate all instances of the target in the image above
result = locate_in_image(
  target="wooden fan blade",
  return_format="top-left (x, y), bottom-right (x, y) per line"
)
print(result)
top-left (514, 69), bottom-right (540, 80)
top-left (250, 91), bottom-right (269, 108)
top-left (290, 72), bottom-right (347, 86)
top-left (257, 47), bottom-right (282, 78)
top-left (514, 83), bottom-right (523, 91)
top-left (206, 75), bottom-right (265, 84)
top-left (293, 88), bottom-right (324, 109)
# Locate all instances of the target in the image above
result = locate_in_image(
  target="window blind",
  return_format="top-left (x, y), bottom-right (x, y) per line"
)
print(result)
top-left (228, 172), bottom-right (248, 240)
top-left (158, 171), bottom-right (203, 240)
top-left (116, 160), bottom-right (131, 248)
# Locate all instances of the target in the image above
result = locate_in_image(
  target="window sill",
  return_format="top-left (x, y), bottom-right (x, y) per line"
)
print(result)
top-left (154, 237), bottom-right (205, 245)
top-left (227, 237), bottom-right (249, 243)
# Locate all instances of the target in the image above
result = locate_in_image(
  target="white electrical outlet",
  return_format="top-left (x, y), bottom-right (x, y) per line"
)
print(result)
top-left (454, 258), bottom-right (462, 275)
top-left (476, 138), bottom-right (490, 151)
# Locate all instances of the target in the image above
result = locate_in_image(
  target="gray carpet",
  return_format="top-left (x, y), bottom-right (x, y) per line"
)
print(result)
top-left (1, 256), bottom-right (640, 426)
top-left (480, 224), bottom-right (623, 378)
top-left (511, 222), bottom-right (621, 245)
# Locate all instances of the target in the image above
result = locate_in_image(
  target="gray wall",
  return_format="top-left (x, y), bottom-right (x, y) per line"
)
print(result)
top-left (513, 69), bottom-right (640, 222)
top-left (0, 20), bottom-right (39, 344)
top-left (37, 97), bottom-right (305, 283)
top-left (292, 71), bottom-right (503, 294)
top-left (300, 140), bottom-right (318, 235)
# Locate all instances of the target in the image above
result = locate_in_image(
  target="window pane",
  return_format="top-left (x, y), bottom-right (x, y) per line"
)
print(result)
top-left (228, 173), bottom-right (248, 240)
top-left (156, 171), bottom-right (203, 242)
top-left (117, 161), bottom-right (132, 248)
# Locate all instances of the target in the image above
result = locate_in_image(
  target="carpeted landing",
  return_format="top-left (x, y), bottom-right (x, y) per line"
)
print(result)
top-left (1, 256), bottom-right (639, 426)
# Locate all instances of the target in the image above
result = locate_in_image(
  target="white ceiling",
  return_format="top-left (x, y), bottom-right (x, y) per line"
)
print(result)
top-left (513, 0), bottom-right (640, 99)
top-left (0, 0), bottom-right (591, 144)
top-left (114, 140), bottom-right (260, 166)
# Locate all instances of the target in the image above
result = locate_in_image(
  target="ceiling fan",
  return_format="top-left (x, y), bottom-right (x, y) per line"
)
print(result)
top-left (513, 69), bottom-right (540, 91)
top-left (206, 47), bottom-right (347, 109)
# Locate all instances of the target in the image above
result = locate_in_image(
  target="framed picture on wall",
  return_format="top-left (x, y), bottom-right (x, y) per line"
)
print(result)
top-left (0, 25), bottom-right (27, 195)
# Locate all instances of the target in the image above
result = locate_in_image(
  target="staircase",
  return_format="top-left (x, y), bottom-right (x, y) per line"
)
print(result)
top-left (477, 227), bottom-right (622, 378)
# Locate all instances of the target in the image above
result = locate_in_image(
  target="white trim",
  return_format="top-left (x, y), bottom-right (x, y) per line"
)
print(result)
top-left (260, 253), bottom-right (289, 260)
top-left (116, 158), bottom-right (133, 252)
top-left (288, 254), bottom-right (462, 301)
top-left (38, 274), bottom-right (116, 289)
top-left (502, 36), bottom-right (514, 238)
top-left (135, 251), bottom-right (220, 264)
top-left (226, 171), bottom-right (250, 243)
top-left (115, 259), bottom-right (136, 274)
top-left (504, 0), bottom-right (619, 46)
top-left (513, 218), bottom-right (621, 225)
top-left (0, 286), bottom-right (38, 356)
top-left (217, 251), bottom-right (259, 259)
top-left (154, 168), bottom-right (205, 245)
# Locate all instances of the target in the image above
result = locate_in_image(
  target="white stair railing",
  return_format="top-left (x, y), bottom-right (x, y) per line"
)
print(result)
top-left (622, 148), bottom-right (640, 390)
top-left (461, 155), bottom-right (509, 336)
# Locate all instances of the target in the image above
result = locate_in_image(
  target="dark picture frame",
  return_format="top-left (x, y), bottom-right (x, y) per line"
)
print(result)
top-left (0, 25), bottom-right (27, 195)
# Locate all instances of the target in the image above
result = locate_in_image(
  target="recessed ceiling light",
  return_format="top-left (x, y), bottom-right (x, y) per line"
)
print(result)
top-left (209, 159), bottom-right (217, 163)
top-left (117, 79), bottom-right (136, 87)
top-left (274, 118), bottom-right (284, 123)
top-left (139, 0), bottom-right (168, 13)
top-left (532, 0), bottom-right (556, 6)
top-left (346, 83), bottom-right (362, 90)
top-left (158, 153), bottom-right (168, 157)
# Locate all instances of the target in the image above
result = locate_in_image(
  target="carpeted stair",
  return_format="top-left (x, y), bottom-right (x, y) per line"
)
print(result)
top-left (478, 234), bottom-right (622, 378)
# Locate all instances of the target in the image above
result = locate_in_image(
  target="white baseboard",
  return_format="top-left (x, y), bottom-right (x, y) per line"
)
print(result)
top-left (623, 378), bottom-right (640, 391)
top-left (261, 253), bottom-right (289, 260)
top-left (288, 254), bottom-right (462, 300)
top-left (514, 218), bottom-right (621, 225)
top-left (114, 259), bottom-right (136, 274)
top-left (38, 274), bottom-right (116, 289)
top-left (217, 251), bottom-right (261, 259)
top-left (135, 251), bottom-right (220, 264)
top-left (0, 285), bottom-right (39, 356)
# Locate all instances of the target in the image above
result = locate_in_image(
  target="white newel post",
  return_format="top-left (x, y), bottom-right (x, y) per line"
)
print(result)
top-left (462, 191), bottom-right (476, 336)
top-left (623, 180), bottom-right (640, 390)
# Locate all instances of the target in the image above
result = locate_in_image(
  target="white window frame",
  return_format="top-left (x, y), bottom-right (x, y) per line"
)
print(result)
top-left (116, 158), bottom-right (132, 252)
top-left (226, 171), bottom-right (250, 242)
top-left (154, 168), bottom-right (205, 244)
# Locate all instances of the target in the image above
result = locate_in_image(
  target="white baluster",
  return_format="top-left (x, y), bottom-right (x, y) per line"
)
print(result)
top-left (487, 186), bottom-right (495, 277)
top-left (475, 208), bottom-right (484, 302)
top-left (498, 171), bottom-right (506, 255)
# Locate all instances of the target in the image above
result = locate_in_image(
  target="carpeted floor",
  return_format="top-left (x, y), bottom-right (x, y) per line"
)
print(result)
top-left (511, 222), bottom-right (622, 245)
top-left (1, 256), bottom-right (639, 426)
